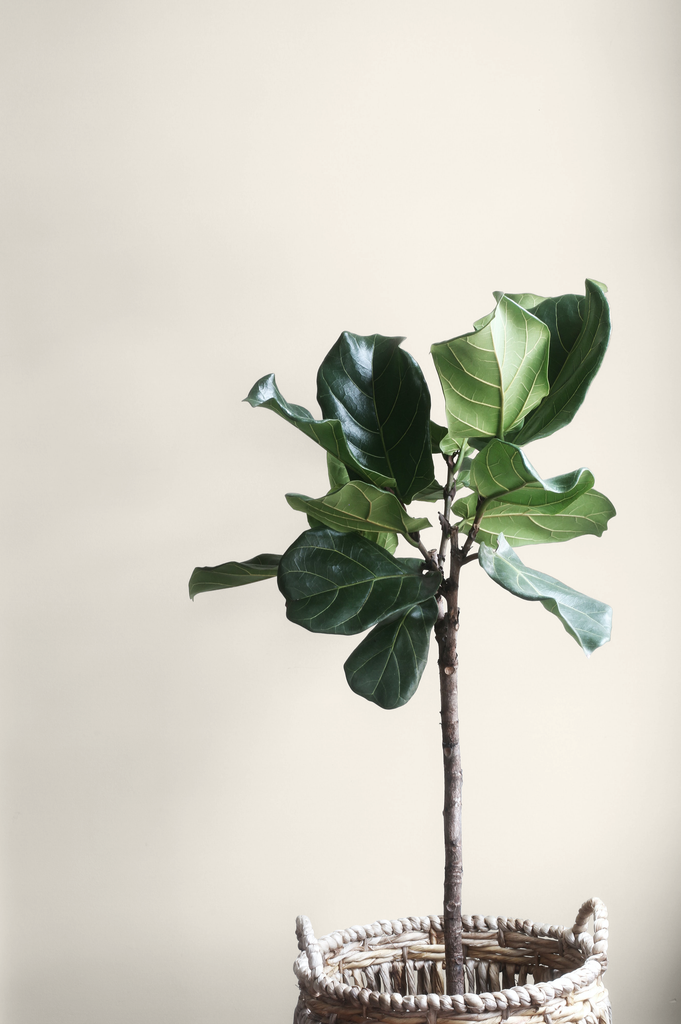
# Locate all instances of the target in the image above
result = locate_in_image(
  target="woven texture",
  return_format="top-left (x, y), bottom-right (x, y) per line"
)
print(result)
top-left (293, 898), bottom-right (610, 1023)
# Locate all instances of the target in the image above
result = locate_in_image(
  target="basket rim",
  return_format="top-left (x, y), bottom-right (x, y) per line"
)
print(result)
top-left (294, 898), bottom-right (608, 1018)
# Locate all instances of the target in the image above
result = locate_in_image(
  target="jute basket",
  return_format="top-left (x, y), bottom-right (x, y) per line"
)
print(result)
top-left (293, 898), bottom-right (610, 1024)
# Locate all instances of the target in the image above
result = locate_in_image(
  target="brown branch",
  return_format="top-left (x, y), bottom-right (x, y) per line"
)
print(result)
top-left (435, 558), bottom-right (464, 995)
top-left (438, 452), bottom-right (461, 569)
top-left (409, 533), bottom-right (439, 572)
top-left (460, 497), bottom-right (488, 562)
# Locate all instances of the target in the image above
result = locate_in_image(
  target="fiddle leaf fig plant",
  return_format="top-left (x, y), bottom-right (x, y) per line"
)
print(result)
top-left (190, 278), bottom-right (615, 996)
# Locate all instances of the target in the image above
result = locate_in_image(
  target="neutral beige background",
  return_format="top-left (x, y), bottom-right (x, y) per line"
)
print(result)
top-left (3, 1), bottom-right (680, 1022)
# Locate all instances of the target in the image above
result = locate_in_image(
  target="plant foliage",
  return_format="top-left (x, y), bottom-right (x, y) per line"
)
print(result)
top-left (191, 281), bottom-right (614, 709)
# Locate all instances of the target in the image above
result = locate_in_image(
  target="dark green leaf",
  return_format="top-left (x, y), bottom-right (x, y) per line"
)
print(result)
top-left (285, 482), bottom-right (430, 544)
top-left (189, 554), bottom-right (281, 599)
top-left (316, 332), bottom-right (434, 503)
top-left (468, 439), bottom-right (594, 506)
top-left (431, 295), bottom-right (550, 440)
top-left (397, 557), bottom-right (427, 572)
top-left (344, 599), bottom-right (438, 708)
top-left (245, 373), bottom-right (396, 489)
top-left (507, 280), bottom-right (610, 444)
top-left (453, 489), bottom-right (616, 546)
top-left (411, 478), bottom-right (444, 502)
top-left (479, 535), bottom-right (612, 655)
top-left (277, 528), bottom-right (440, 635)
top-left (430, 421), bottom-right (449, 453)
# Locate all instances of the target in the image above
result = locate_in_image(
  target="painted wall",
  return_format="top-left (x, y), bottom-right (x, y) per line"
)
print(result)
top-left (4, 2), bottom-right (680, 1021)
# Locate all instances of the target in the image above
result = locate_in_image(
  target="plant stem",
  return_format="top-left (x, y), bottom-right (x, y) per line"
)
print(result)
top-left (433, 457), bottom-right (487, 993)
top-left (438, 454), bottom-right (459, 569)
top-left (434, 450), bottom-right (465, 995)
top-left (435, 549), bottom-right (464, 994)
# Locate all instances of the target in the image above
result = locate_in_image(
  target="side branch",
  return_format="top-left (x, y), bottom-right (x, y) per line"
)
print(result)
top-left (460, 497), bottom-right (487, 562)
top-left (410, 533), bottom-right (439, 572)
top-left (438, 452), bottom-right (461, 569)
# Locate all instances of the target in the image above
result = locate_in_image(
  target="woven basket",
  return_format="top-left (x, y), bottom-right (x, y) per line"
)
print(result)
top-left (293, 898), bottom-right (610, 1024)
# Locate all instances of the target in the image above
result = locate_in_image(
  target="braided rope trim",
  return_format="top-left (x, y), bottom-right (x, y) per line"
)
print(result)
top-left (294, 899), bottom-right (608, 1019)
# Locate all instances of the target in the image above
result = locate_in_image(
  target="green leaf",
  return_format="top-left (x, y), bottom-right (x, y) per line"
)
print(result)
top-left (507, 280), bottom-right (611, 445)
top-left (286, 482), bottom-right (430, 544)
top-left (397, 557), bottom-right (426, 572)
top-left (479, 535), bottom-right (612, 655)
top-left (344, 598), bottom-right (438, 709)
top-left (431, 295), bottom-right (550, 440)
top-left (277, 528), bottom-right (440, 635)
top-left (440, 433), bottom-right (467, 456)
top-left (455, 455), bottom-right (474, 490)
top-left (430, 420), bottom-right (449, 453)
top-left (245, 373), bottom-right (396, 489)
top-left (492, 291), bottom-right (547, 311)
top-left (472, 293), bottom-right (546, 332)
top-left (453, 489), bottom-right (616, 547)
top-left (369, 531), bottom-right (399, 554)
top-left (468, 439), bottom-right (594, 506)
top-left (472, 308), bottom-right (495, 331)
top-left (189, 554), bottom-right (281, 599)
top-left (411, 478), bottom-right (444, 502)
top-left (497, 290), bottom-right (582, 388)
top-left (316, 332), bottom-right (434, 503)
top-left (321, 454), bottom-right (398, 550)
top-left (306, 511), bottom-right (397, 553)
top-left (326, 452), bottom-right (350, 491)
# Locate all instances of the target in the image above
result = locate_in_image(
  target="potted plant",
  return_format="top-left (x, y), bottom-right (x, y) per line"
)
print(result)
top-left (190, 278), bottom-right (614, 1022)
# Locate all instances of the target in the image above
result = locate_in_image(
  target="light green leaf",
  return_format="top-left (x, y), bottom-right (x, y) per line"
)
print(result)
top-left (344, 599), bottom-right (438, 709)
top-left (320, 455), bottom-right (397, 550)
top-left (472, 308), bottom-right (495, 331)
top-left (455, 455), bottom-right (475, 490)
top-left (306, 510), bottom-right (398, 553)
top-left (472, 292), bottom-right (546, 332)
top-left (440, 433), bottom-right (467, 455)
top-left (492, 290), bottom-right (547, 311)
top-left (245, 373), bottom-right (396, 490)
top-left (453, 489), bottom-right (616, 546)
top-left (507, 280), bottom-right (611, 444)
top-left (479, 535), bottom-right (612, 655)
top-left (189, 554), bottom-right (280, 599)
top-left (468, 439), bottom-right (594, 506)
top-left (277, 528), bottom-right (440, 635)
top-left (431, 295), bottom-right (550, 440)
top-left (327, 452), bottom-right (350, 490)
top-left (286, 482), bottom-right (430, 545)
top-left (369, 531), bottom-right (399, 554)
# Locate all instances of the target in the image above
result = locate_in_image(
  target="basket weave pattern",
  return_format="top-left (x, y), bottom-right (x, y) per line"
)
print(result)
top-left (293, 898), bottom-right (610, 1023)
